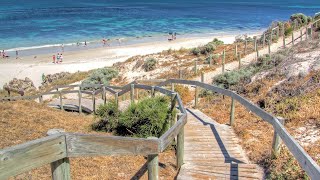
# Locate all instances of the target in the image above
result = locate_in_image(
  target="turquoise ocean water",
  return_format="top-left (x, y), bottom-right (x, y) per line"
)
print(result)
top-left (0, 0), bottom-right (319, 56)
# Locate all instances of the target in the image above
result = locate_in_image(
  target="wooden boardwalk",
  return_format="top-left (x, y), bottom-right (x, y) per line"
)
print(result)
top-left (177, 109), bottom-right (264, 180)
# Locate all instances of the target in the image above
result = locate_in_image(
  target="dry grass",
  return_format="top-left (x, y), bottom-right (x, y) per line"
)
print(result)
top-left (0, 101), bottom-right (177, 179)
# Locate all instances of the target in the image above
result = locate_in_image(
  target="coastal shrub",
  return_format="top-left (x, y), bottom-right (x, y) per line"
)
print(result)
top-left (290, 13), bottom-right (308, 26)
top-left (93, 96), bottom-right (176, 138)
top-left (143, 58), bottom-right (157, 72)
top-left (200, 43), bottom-right (215, 55)
top-left (191, 47), bottom-right (201, 56)
top-left (285, 27), bottom-right (294, 36)
top-left (205, 54), bottom-right (219, 65)
top-left (82, 67), bottom-right (118, 88)
top-left (117, 96), bottom-right (175, 138)
top-left (210, 38), bottom-right (224, 46)
top-left (93, 101), bottom-right (120, 132)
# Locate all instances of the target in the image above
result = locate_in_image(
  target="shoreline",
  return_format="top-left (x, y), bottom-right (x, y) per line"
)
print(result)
top-left (0, 31), bottom-right (262, 88)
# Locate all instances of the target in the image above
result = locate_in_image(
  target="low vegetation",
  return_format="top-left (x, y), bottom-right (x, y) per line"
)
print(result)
top-left (93, 96), bottom-right (176, 138)
top-left (82, 67), bottom-right (118, 88)
top-left (143, 58), bottom-right (157, 72)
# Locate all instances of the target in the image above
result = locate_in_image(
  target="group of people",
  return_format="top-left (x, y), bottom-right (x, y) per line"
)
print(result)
top-left (0, 50), bottom-right (19, 59)
top-left (52, 53), bottom-right (63, 64)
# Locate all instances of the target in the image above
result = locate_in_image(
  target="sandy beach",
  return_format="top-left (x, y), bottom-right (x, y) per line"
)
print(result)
top-left (0, 33), bottom-right (260, 88)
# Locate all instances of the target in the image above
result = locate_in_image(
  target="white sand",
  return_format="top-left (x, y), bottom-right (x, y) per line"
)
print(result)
top-left (0, 34), bottom-right (252, 88)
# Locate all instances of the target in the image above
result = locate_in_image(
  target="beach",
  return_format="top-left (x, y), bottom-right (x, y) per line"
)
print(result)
top-left (0, 34), bottom-right (246, 88)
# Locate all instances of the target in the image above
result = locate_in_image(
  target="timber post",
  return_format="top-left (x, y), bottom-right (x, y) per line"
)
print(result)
top-left (300, 30), bottom-right (303, 42)
top-left (147, 137), bottom-right (159, 180)
top-left (179, 69), bottom-right (182, 79)
top-left (272, 117), bottom-right (285, 158)
top-left (230, 96), bottom-right (235, 126)
top-left (306, 27), bottom-right (308, 39)
top-left (102, 86), bottom-right (106, 105)
top-left (59, 91), bottom-right (63, 111)
top-left (115, 92), bottom-right (119, 109)
top-left (263, 33), bottom-right (266, 47)
top-left (92, 92), bottom-right (96, 114)
top-left (47, 129), bottom-right (71, 180)
top-left (201, 72), bottom-right (204, 83)
top-left (194, 60), bottom-right (198, 74)
top-left (244, 40), bottom-right (247, 55)
top-left (292, 32), bottom-right (294, 46)
top-left (254, 36), bottom-right (257, 52)
top-left (151, 86), bottom-right (155, 97)
top-left (238, 53), bottom-right (241, 69)
top-left (222, 49), bottom-right (225, 73)
top-left (194, 85), bottom-right (198, 109)
top-left (170, 93), bottom-right (177, 126)
top-left (78, 90), bottom-right (82, 114)
top-left (283, 24), bottom-right (286, 48)
top-left (276, 27), bottom-right (279, 39)
top-left (177, 114), bottom-right (184, 169)
top-left (130, 84), bottom-right (135, 104)
top-left (39, 95), bottom-right (43, 103)
top-left (235, 44), bottom-right (238, 56)
top-left (268, 41), bottom-right (271, 57)
top-left (171, 83), bottom-right (175, 92)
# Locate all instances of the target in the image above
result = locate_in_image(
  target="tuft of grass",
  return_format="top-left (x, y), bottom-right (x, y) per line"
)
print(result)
top-left (143, 58), bottom-right (157, 72)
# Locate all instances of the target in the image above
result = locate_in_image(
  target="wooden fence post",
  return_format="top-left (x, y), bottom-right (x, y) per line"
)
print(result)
top-left (170, 93), bottom-right (177, 126)
top-left (244, 40), bottom-right (247, 55)
top-left (276, 27), bottom-right (279, 40)
top-left (201, 72), bottom-right (204, 83)
top-left (177, 114), bottom-right (184, 169)
top-left (102, 86), bottom-right (106, 105)
top-left (230, 97), bottom-right (235, 126)
top-left (130, 84), bottom-right (135, 103)
top-left (256, 48), bottom-right (259, 59)
top-left (147, 137), bottom-right (159, 180)
top-left (47, 129), bottom-right (71, 180)
top-left (269, 32), bottom-right (273, 44)
top-left (238, 53), bottom-right (241, 69)
top-left (39, 95), bottom-right (43, 103)
top-left (309, 27), bottom-right (313, 39)
top-left (235, 44), bottom-right (238, 56)
top-left (151, 86), bottom-right (155, 97)
top-left (263, 33), bottom-right (266, 47)
top-left (300, 30), bottom-right (303, 42)
top-left (222, 49), bottom-right (225, 73)
top-left (292, 32), bottom-right (294, 46)
top-left (254, 36), bottom-right (257, 51)
top-left (136, 88), bottom-right (139, 100)
top-left (92, 92), bottom-right (96, 114)
top-left (78, 90), bottom-right (82, 114)
top-left (194, 60), bottom-right (198, 74)
top-left (59, 91), bottom-right (63, 111)
top-left (171, 83), bottom-right (175, 92)
top-left (268, 41), bottom-right (271, 57)
top-left (115, 92), bottom-right (119, 109)
top-left (272, 117), bottom-right (285, 158)
top-left (283, 29), bottom-right (286, 48)
top-left (194, 86), bottom-right (198, 109)
top-left (306, 27), bottom-right (308, 39)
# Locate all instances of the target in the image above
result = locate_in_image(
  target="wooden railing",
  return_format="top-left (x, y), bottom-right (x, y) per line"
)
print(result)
top-left (0, 83), bottom-right (187, 180)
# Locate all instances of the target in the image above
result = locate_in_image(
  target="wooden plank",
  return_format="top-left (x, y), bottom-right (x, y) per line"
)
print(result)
top-left (65, 133), bottom-right (159, 157)
top-left (0, 134), bottom-right (67, 179)
top-left (159, 114), bottom-right (187, 151)
top-left (104, 86), bottom-right (117, 94)
top-left (134, 84), bottom-right (153, 91)
top-left (154, 86), bottom-right (173, 96)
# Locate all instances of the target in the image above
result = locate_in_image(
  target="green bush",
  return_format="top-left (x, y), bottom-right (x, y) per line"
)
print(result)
top-left (94, 96), bottom-right (176, 138)
top-left (82, 68), bottom-right (118, 88)
top-left (210, 38), bottom-right (224, 46)
top-left (93, 101), bottom-right (120, 132)
top-left (191, 47), bottom-right (201, 56)
top-left (290, 13), bottom-right (308, 26)
top-left (285, 27), bottom-right (294, 36)
top-left (205, 54), bottom-right (219, 64)
top-left (200, 43), bottom-right (215, 55)
top-left (143, 58), bottom-right (157, 72)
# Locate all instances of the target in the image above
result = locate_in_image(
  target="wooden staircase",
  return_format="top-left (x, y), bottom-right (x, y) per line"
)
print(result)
top-left (177, 109), bottom-right (264, 180)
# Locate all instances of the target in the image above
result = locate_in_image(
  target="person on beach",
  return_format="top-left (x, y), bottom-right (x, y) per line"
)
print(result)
top-left (61, 44), bottom-right (64, 52)
top-left (57, 53), bottom-right (60, 63)
top-left (60, 54), bottom-right (63, 63)
top-left (84, 41), bottom-right (87, 46)
top-left (2, 50), bottom-right (4, 58)
top-left (102, 38), bottom-right (106, 46)
top-left (52, 55), bottom-right (56, 63)
top-left (16, 50), bottom-right (18, 59)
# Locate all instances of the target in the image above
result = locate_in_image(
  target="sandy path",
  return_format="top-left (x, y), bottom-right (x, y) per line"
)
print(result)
top-left (193, 28), bottom-right (308, 84)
